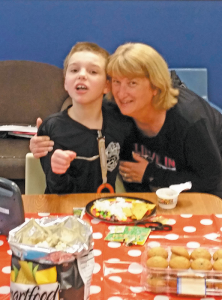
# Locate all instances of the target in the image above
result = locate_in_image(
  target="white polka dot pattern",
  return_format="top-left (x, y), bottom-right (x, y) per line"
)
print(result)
top-left (93, 249), bottom-right (102, 256)
top-left (38, 212), bottom-right (50, 217)
top-left (167, 219), bottom-right (176, 225)
top-left (186, 241), bottom-right (201, 248)
top-left (93, 232), bottom-right (103, 239)
top-left (200, 219), bottom-right (213, 225)
top-left (129, 286), bottom-right (144, 293)
top-left (128, 250), bottom-right (141, 257)
top-left (183, 226), bottom-right (196, 233)
top-left (109, 276), bottom-right (122, 283)
top-left (90, 285), bottom-right (101, 294)
top-left (165, 234), bottom-right (179, 240)
top-left (180, 214), bottom-right (192, 218)
top-left (147, 241), bottom-right (161, 248)
top-left (2, 266), bottom-right (10, 274)
top-left (107, 258), bottom-right (120, 263)
top-left (1, 213), bottom-right (222, 300)
top-left (108, 242), bottom-right (121, 248)
top-left (93, 263), bottom-right (101, 274)
top-left (128, 263), bottom-right (143, 274)
top-left (154, 296), bottom-right (169, 300)
top-left (0, 286), bottom-right (10, 294)
top-left (91, 219), bottom-right (101, 224)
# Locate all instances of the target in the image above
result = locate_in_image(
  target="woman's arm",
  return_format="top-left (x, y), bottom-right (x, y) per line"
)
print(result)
top-left (119, 152), bottom-right (148, 183)
top-left (30, 118), bottom-right (54, 158)
top-left (146, 120), bottom-right (222, 194)
top-left (121, 120), bottom-right (222, 197)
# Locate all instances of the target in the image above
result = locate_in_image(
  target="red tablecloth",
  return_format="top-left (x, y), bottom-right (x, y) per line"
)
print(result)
top-left (1, 213), bottom-right (222, 300)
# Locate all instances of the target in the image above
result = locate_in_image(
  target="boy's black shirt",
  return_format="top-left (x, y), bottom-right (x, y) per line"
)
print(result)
top-left (38, 101), bottom-right (133, 194)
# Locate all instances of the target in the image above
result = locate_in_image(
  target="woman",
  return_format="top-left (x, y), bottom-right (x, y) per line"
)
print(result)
top-left (30, 43), bottom-right (222, 198)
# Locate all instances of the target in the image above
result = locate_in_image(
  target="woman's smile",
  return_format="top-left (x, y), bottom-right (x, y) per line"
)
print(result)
top-left (112, 76), bottom-right (157, 119)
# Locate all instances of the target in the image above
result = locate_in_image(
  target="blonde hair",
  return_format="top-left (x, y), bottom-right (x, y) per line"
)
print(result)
top-left (63, 42), bottom-right (110, 77)
top-left (107, 43), bottom-right (179, 110)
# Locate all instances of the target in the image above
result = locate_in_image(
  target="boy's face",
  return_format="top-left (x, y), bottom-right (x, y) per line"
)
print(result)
top-left (64, 51), bottom-right (109, 105)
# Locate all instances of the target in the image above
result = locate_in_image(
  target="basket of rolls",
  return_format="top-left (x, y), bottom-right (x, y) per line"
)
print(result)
top-left (141, 244), bottom-right (222, 296)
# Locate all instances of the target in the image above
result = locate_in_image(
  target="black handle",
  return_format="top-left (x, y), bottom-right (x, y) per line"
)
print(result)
top-left (136, 221), bottom-right (172, 231)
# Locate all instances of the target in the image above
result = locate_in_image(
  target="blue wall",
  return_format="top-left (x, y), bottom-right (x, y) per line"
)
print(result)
top-left (1, 0), bottom-right (222, 108)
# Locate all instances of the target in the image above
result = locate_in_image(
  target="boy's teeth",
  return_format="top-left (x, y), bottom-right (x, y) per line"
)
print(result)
top-left (77, 85), bottom-right (87, 90)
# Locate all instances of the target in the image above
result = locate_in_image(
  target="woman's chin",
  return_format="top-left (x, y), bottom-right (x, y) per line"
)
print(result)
top-left (119, 109), bottom-right (132, 117)
top-left (118, 104), bottom-right (133, 116)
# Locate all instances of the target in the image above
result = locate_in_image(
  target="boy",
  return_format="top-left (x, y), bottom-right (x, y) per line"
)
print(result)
top-left (38, 42), bottom-right (132, 194)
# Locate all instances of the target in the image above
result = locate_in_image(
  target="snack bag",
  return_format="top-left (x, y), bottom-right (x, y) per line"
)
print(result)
top-left (8, 216), bottom-right (94, 300)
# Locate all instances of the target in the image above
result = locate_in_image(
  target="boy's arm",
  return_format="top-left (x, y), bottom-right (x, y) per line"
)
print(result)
top-left (41, 149), bottom-right (77, 194)
top-left (30, 118), bottom-right (54, 158)
top-left (38, 120), bottom-right (77, 194)
top-left (51, 150), bottom-right (76, 174)
top-left (40, 150), bottom-right (73, 194)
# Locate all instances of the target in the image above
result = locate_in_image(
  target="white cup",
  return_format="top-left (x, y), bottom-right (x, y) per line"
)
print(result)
top-left (156, 187), bottom-right (179, 209)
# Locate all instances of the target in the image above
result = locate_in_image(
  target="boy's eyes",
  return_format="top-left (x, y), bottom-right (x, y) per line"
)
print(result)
top-left (69, 68), bottom-right (98, 74)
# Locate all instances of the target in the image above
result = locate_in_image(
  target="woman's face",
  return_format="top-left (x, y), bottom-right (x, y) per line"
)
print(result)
top-left (111, 76), bottom-right (157, 120)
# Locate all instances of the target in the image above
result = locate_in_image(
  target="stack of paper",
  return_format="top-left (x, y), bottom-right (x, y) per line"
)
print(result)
top-left (0, 125), bottom-right (37, 138)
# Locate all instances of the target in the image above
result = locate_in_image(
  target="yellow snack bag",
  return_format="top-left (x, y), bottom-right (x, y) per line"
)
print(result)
top-left (35, 266), bottom-right (57, 285)
top-left (16, 267), bottom-right (36, 284)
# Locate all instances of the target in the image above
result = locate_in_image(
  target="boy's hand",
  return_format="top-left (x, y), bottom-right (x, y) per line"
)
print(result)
top-left (51, 149), bottom-right (76, 174)
top-left (119, 152), bottom-right (148, 183)
top-left (29, 118), bottom-right (54, 158)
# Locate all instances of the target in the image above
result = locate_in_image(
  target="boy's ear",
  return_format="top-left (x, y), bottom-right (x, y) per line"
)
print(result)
top-left (64, 79), bottom-right (68, 92)
top-left (103, 79), bottom-right (111, 94)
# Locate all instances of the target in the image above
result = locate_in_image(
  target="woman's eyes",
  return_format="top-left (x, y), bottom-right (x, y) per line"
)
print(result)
top-left (112, 79), bottom-right (137, 86)
top-left (129, 81), bottom-right (137, 86)
top-left (112, 79), bottom-right (120, 84)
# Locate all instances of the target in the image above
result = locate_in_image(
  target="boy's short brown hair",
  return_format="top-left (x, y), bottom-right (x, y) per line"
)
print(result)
top-left (63, 42), bottom-right (110, 76)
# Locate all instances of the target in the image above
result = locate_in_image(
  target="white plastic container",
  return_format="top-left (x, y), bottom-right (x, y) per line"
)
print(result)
top-left (156, 188), bottom-right (179, 209)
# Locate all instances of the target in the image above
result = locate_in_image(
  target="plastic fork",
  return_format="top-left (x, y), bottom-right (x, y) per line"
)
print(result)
top-left (75, 155), bottom-right (99, 161)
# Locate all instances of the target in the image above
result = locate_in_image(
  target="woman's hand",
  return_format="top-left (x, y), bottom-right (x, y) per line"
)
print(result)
top-left (29, 118), bottom-right (54, 158)
top-left (51, 149), bottom-right (76, 174)
top-left (119, 152), bottom-right (148, 183)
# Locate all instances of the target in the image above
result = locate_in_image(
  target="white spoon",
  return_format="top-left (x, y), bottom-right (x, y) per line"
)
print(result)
top-left (169, 181), bottom-right (192, 194)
